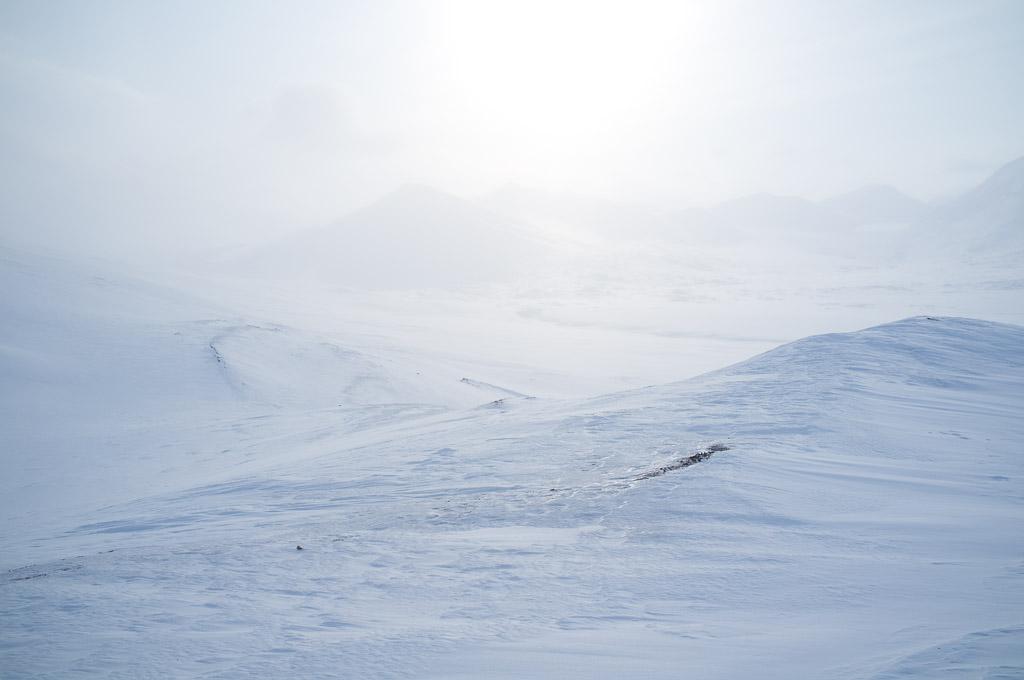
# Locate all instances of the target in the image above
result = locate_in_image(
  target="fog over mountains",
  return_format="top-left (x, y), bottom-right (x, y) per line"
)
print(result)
top-left (917, 155), bottom-right (1024, 258)
top-left (227, 155), bottom-right (1024, 289)
top-left (822, 184), bottom-right (925, 225)
top-left (1, 2), bottom-right (1022, 674)
top-left (240, 183), bottom-right (551, 287)
top-left (3, 143), bottom-right (1023, 677)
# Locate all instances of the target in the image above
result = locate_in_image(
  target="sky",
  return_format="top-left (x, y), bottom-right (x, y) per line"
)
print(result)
top-left (1, 0), bottom-right (1022, 256)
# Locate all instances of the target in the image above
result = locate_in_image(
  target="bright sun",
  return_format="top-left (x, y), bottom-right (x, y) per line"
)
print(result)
top-left (432, 1), bottom-right (712, 176)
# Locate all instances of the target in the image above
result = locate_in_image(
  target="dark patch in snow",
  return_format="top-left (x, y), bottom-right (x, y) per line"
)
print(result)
top-left (4, 562), bottom-right (82, 584)
top-left (636, 443), bottom-right (730, 481)
top-left (209, 340), bottom-right (226, 365)
top-left (8, 571), bottom-right (47, 582)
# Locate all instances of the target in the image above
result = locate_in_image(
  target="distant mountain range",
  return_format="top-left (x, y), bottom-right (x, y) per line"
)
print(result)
top-left (239, 183), bottom-right (549, 288)
top-left (822, 184), bottom-right (926, 225)
top-left (235, 156), bottom-right (1023, 286)
top-left (914, 156), bottom-right (1024, 259)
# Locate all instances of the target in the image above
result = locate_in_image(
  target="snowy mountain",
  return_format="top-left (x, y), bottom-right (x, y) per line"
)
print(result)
top-left (482, 183), bottom-right (676, 241)
top-left (822, 184), bottom-right (925, 225)
top-left (2, 161), bottom-right (1023, 679)
top-left (239, 184), bottom-right (549, 288)
top-left (671, 192), bottom-right (862, 257)
top-left (711, 192), bottom-right (854, 233)
top-left (483, 186), bottom-right (863, 249)
top-left (3, 309), bottom-right (1021, 678)
top-left (916, 156), bottom-right (1024, 259)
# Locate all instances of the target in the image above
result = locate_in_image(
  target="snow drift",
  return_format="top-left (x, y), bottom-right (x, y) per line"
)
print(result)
top-left (2, 314), bottom-right (1021, 679)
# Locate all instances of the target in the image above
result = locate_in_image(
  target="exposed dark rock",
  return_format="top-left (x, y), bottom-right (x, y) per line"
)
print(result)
top-left (636, 443), bottom-right (730, 481)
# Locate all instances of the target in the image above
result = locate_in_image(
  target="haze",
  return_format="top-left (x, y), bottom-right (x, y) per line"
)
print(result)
top-left (3, 3), bottom-right (1024, 677)
top-left (2, 0), bottom-right (1022, 256)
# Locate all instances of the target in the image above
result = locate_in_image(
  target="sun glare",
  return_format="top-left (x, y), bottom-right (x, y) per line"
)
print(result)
top-left (434, 1), bottom-right (709, 169)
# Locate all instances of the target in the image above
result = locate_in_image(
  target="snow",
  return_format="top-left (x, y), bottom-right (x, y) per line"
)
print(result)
top-left (915, 156), bottom-right (1024, 260)
top-left (2, 295), bottom-right (1022, 677)
top-left (822, 184), bottom-right (925, 226)
top-left (2, 159), bottom-right (1023, 677)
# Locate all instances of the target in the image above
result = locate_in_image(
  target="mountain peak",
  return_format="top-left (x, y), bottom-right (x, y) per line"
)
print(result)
top-left (917, 155), bottom-right (1024, 256)
top-left (979, 155), bottom-right (1024, 194)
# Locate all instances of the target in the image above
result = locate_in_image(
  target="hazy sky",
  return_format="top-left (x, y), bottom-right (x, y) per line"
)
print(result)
top-left (1, 0), bottom-right (1022, 255)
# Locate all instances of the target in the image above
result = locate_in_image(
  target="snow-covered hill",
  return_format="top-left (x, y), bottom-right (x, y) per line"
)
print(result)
top-left (915, 156), bottom-right (1024, 261)
top-left (0, 246), bottom-right (526, 551)
top-left (3, 313), bottom-right (1021, 678)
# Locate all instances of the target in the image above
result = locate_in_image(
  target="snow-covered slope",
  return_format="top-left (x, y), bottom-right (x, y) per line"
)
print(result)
top-left (916, 156), bottom-right (1024, 260)
top-left (0, 246), bottom-right (524, 552)
top-left (3, 315), bottom-right (1021, 678)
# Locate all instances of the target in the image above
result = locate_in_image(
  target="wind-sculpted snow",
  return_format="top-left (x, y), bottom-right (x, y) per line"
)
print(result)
top-left (2, 315), bottom-right (1022, 678)
top-left (206, 323), bottom-right (515, 410)
top-left (871, 626), bottom-right (1024, 679)
top-left (0, 248), bottom-right (521, 558)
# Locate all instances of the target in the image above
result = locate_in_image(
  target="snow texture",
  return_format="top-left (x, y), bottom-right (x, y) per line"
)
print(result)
top-left (3, 304), bottom-right (1022, 678)
top-left (1, 159), bottom-right (1023, 677)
